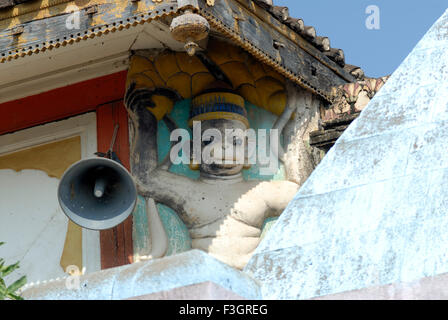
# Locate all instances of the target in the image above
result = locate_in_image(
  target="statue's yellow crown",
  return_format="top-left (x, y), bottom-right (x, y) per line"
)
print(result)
top-left (188, 92), bottom-right (249, 128)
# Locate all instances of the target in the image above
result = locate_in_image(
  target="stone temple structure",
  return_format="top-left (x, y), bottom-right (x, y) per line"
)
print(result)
top-left (246, 8), bottom-right (448, 300)
top-left (0, 0), bottom-right (447, 300)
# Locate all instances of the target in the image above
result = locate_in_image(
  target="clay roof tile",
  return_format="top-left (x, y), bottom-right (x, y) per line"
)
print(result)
top-left (253, 0), bottom-right (364, 73)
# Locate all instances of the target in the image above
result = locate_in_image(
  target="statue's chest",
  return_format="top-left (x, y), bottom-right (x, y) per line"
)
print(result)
top-left (185, 181), bottom-right (261, 226)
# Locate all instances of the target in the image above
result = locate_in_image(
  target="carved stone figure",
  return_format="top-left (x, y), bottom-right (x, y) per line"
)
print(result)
top-left (125, 86), bottom-right (299, 270)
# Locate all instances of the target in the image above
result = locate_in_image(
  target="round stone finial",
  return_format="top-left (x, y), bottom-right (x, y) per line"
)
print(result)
top-left (170, 10), bottom-right (210, 56)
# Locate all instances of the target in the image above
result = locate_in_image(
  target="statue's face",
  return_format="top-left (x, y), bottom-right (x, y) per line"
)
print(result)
top-left (199, 119), bottom-right (249, 177)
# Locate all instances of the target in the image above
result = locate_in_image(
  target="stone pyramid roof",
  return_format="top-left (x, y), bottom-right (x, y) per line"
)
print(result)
top-left (245, 9), bottom-right (448, 300)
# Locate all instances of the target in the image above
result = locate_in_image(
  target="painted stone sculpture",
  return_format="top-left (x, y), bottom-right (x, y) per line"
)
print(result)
top-left (121, 38), bottom-right (318, 269)
top-left (125, 85), bottom-right (299, 270)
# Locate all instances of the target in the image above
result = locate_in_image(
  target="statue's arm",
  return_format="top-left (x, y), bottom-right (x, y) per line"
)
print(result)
top-left (231, 180), bottom-right (299, 228)
top-left (135, 169), bottom-right (198, 219)
top-left (260, 180), bottom-right (300, 218)
top-left (125, 85), bottom-right (159, 186)
top-left (125, 84), bottom-right (204, 223)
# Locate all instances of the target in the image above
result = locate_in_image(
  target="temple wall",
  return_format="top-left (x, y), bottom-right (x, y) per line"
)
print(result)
top-left (131, 93), bottom-right (325, 261)
top-left (245, 9), bottom-right (448, 300)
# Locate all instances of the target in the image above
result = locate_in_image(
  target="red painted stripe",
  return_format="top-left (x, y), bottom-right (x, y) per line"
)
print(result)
top-left (0, 71), bottom-right (127, 135)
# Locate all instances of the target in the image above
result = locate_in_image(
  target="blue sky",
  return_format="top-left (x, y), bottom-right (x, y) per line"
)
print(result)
top-left (276, 0), bottom-right (447, 78)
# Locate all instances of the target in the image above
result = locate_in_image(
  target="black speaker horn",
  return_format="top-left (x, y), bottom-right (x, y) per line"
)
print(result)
top-left (57, 157), bottom-right (137, 230)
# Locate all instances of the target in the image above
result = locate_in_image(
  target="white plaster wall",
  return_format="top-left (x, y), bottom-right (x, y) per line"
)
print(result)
top-left (0, 169), bottom-right (68, 284)
top-left (245, 9), bottom-right (448, 300)
top-left (0, 113), bottom-right (101, 277)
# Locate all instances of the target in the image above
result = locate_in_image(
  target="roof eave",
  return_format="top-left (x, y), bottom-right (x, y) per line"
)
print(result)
top-left (194, 0), bottom-right (356, 101)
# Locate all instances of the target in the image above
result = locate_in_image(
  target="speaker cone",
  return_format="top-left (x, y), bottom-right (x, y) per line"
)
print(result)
top-left (57, 158), bottom-right (137, 230)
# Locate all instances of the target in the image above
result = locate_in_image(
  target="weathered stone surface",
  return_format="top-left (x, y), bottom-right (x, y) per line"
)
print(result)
top-left (0, 0), bottom-right (12, 9)
top-left (245, 9), bottom-right (448, 300)
top-left (283, 87), bottom-right (324, 186)
top-left (22, 250), bottom-right (261, 300)
top-left (315, 272), bottom-right (448, 300)
top-left (310, 76), bottom-right (389, 151)
top-left (129, 282), bottom-right (246, 300)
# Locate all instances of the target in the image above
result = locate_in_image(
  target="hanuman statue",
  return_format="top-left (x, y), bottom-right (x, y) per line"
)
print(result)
top-left (125, 82), bottom-right (299, 270)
